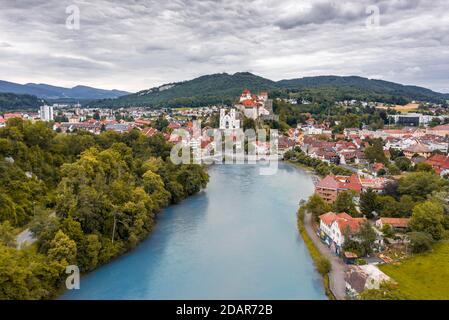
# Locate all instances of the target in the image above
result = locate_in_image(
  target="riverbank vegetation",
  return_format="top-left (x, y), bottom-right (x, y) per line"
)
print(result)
top-left (296, 206), bottom-right (334, 299)
top-left (284, 148), bottom-right (353, 177)
top-left (0, 118), bottom-right (209, 299)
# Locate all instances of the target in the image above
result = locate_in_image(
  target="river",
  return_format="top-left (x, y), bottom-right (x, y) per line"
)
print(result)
top-left (61, 163), bottom-right (326, 300)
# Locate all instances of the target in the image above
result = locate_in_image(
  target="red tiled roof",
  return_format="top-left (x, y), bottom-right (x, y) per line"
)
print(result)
top-left (425, 154), bottom-right (449, 174)
top-left (141, 127), bottom-right (159, 137)
top-left (379, 218), bottom-right (410, 228)
top-left (320, 212), bottom-right (366, 234)
top-left (405, 142), bottom-right (431, 153)
top-left (316, 176), bottom-right (340, 190)
top-left (337, 217), bottom-right (367, 234)
top-left (168, 122), bottom-right (181, 129)
top-left (242, 99), bottom-right (256, 107)
top-left (431, 125), bottom-right (449, 131)
top-left (319, 212), bottom-right (338, 226)
top-left (316, 174), bottom-right (362, 192)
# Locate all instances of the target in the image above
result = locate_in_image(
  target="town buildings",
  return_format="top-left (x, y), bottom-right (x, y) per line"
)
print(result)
top-left (234, 89), bottom-right (273, 120)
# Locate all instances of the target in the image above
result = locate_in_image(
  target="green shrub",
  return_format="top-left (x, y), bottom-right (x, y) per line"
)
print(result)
top-left (408, 232), bottom-right (434, 254)
top-left (316, 257), bottom-right (332, 275)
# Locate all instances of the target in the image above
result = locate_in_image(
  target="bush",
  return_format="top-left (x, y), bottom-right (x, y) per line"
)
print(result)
top-left (356, 258), bottom-right (367, 265)
top-left (408, 232), bottom-right (434, 254)
top-left (316, 257), bottom-right (332, 275)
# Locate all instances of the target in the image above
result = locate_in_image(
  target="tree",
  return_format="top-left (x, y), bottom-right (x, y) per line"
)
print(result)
top-left (243, 117), bottom-right (256, 131)
top-left (334, 191), bottom-right (358, 216)
top-left (305, 194), bottom-right (331, 221)
top-left (395, 156), bottom-right (412, 172)
top-left (415, 162), bottom-right (435, 173)
top-left (364, 139), bottom-right (388, 164)
top-left (357, 222), bottom-right (377, 256)
top-left (397, 195), bottom-right (415, 217)
top-left (408, 232), bottom-right (434, 254)
top-left (48, 230), bottom-right (77, 264)
top-left (316, 257), bottom-right (331, 275)
top-left (0, 221), bottom-right (16, 247)
top-left (398, 172), bottom-right (447, 201)
top-left (360, 189), bottom-right (378, 218)
top-left (382, 224), bottom-right (395, 238)
top-left (387, 164), bottom-right (401, 176)
top-left (377, 196), bottom-right (400, 217)
top-left (77, 234), bottom-right (102, 271)
top-left (410, 201), bottom-right (445, 240)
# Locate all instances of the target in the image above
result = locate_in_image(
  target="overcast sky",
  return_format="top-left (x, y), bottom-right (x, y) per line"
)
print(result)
top-left (0, 0), bottom-right (448, 93)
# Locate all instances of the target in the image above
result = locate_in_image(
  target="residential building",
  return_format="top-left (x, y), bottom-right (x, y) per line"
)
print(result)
top-left (315, 174), bottom-right (362, 203)
top-left (425, 154), bottom-right (449, 176)
top-left (318, 212), bottom-right (367, 255)
top-left (345, 265), bottom-right (392, 299)
top-left (375, 218), bottom-right (410, 232)
top-left (403, 142), bottom-right (432, 159)
top-left (39, 105), bottom-right (54, 121)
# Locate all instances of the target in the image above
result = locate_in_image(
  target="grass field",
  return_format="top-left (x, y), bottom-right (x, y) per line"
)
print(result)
top-left (380, 242), bottom-right (449, 300)
top-left (375, 103), bottom-right (420, 113)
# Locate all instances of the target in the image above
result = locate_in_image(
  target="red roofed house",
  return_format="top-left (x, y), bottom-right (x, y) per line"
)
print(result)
top-left (315, 174), bottom-right (362, 203)
top-left (319, 212), bottom-right (367, 255)
top-left (425, 154), bottom-right (449, 176)
top-left (427, 124), bottom-right (449, 137)
top-left (135, 119), bottom-right (152, 127)
top-left (404, 142), bottom-right (432, 159)
top-left (168, 122), bottom-right (181, 130)
top-left (375, 218), bottom-right (410, 232)
top-left (141, 127), bottom-right (159, 137)
top-left (0, 117), bottom-right (6, 128)
top-left (3, 113), bottom-right (22, 119)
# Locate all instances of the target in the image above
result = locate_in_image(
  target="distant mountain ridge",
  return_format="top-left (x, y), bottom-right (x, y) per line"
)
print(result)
top-left (89, 72), bottom-right (449, 108)
top-left (0, 80), bottom-right (130, 100)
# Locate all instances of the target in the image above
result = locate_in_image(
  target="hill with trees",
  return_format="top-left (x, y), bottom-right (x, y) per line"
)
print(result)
top-left (88, 73), bottom-right (449, 108)
top-left (0, 92), bottom-right (45, 111)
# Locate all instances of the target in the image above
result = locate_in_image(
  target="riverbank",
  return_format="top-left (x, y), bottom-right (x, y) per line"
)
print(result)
top-left (297, 206), bottom-right (347, 300)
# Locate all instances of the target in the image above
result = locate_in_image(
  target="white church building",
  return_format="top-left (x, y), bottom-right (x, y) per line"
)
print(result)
top-left (219, 108), bottom-right (240, 130)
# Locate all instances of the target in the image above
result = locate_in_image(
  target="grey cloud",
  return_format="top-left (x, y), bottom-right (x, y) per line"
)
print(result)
top-left (0, 0), bottom-right (448, 92)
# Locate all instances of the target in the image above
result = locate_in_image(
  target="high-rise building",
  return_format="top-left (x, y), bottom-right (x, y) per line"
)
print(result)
top-left (39, 105), bottom-right (54, 121)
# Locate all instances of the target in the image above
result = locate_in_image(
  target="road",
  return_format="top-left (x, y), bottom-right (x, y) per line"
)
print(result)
top-left (303, 212), bottom-right (347, 300)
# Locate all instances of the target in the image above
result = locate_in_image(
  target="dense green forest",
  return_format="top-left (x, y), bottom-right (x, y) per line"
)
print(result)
top-left (0, 92), bottom-right (44, 111)
top-left (0, 119), bottom-right (209, 299)
top-left (88, 73), bottom-right (449, 109)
